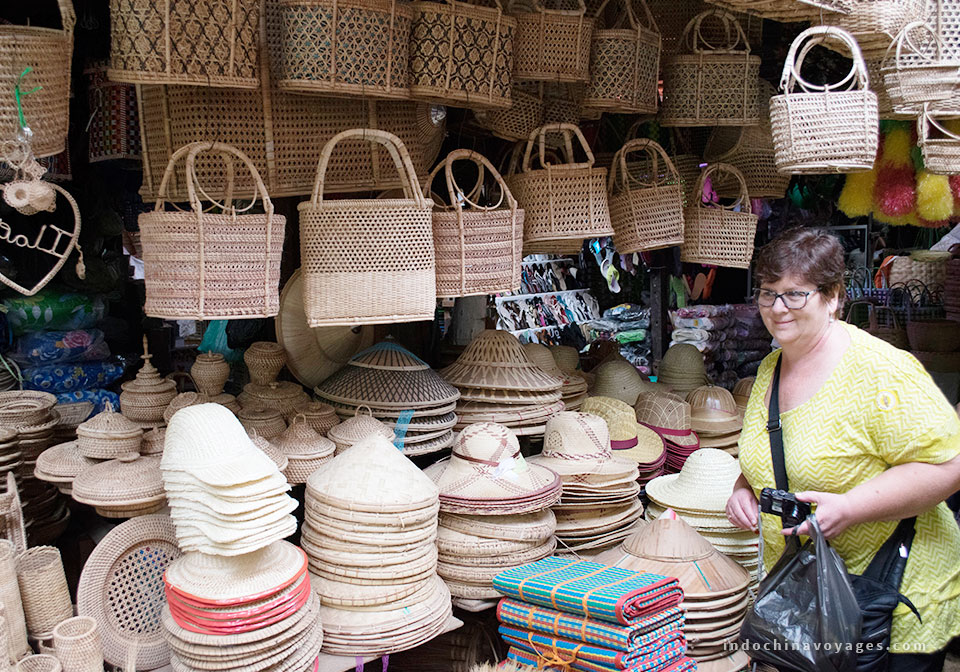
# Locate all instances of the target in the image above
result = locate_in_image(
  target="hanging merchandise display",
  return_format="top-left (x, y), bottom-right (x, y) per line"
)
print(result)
top-left (918, 105), bottom-right (960, 175)
top-left (650, 0), bottom-right (762, 54)
top-left (680, 163), bottom-right (758, 269)
top-left (84, 63), bottom-right (141, 163)
top-left (881, 22), bottom-right (959, 113)
top-left (701, 0), bottom-right (848, 21)
top-left (509, 0), bottom-right (593, 83)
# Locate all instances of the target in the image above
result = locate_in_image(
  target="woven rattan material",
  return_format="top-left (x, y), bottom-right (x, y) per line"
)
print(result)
top-left (35, 442), bottom-right (96, 481)
top-left (76, 405), bottom-right (142, 460)
top-left (635, 391), bottom-right (698, 448)
top-left (244, 342), bottom-right (287, 386)
top-left (295, 402), bottom-right (340, 436)
top-left (52, 617), bottom-right (102, 672)
top-left (120, 339), bottom-right (178, 423)
top-left (817, 0), bottom-right (924, 58)
top-left (528, 412), bottom-right (637, 477)
top-left (15, 547), bottom-right (72, 638)
top-left (646, 449), bottom-right (741, 514)
top-left (679, 163), bottom-right (757, 269)
top-left (326, 412), bottom-right (396, 453)
top-left (72, 455), bottom-right (165, 509)
top-left (474, 87), bottom-right (544, 141)
top-left (0, 541), bottom-right (30, 661)
top-left (510, 0), bottom-right (593, 82)
top-left (237, 382), bottom-right (310, 420)
top-left (879, 21), bottom-right (957, 115)
top-left (190, 353), bottom-right (230, 398)
top-left (919, 107), bottom-right (960, 175)
top-left (298, 129), bottom-right (436, 327)
top-left (237, 407), bottom-right (287, 439)
top-left (439, 509), bottom-right (556, 542)
top-left (14, 655), bottom-right (60, 672)
top-left (0, 392), bottom-right (57, 429)
top-left (441, 330), bottom-right (563, 392)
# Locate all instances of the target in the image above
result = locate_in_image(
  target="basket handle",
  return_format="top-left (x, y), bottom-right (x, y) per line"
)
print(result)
top-left (427, 149), bottom-right (518, 213)
top-left (528, 0), bottom-right (587, 17)
top-left (873, 304), bottom-right (902, 330)
top-left (780, 26), bottom-right (869, 94)
top-left (310, 129), bottom-right (426, 207)
top-left (883, 21), bottom-right (947, 71)
top-left (593, 0), bottom-right (637, 31)
top-left (58, 0), bottom-right (77, 32)
top-left (918, 103), bottom-right (960, 146)
top-left (521, 123), bottom-right (595, 173)
top-left (695, 163), bottom-right (751, 214)
top-left (682, 9), bottom-right (750, 55)
top-left (607, 138), bottom-right (680, 193)
top-left (183, 143), bottom-right (275, 217)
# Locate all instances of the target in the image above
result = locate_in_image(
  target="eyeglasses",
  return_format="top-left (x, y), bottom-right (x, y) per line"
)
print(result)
top-left (752, 289), bottom-right (817, 310)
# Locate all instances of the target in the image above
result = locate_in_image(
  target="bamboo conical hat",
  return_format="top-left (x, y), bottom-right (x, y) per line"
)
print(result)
top-left (440, 330), bottom-right (563, 392)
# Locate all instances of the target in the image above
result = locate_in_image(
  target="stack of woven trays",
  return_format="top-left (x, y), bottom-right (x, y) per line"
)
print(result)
top-left (269, 416), bottom-right (335, 484)
top-left (492, 556), bottom-right (695, 672)
top-left (0, 428), bottom-right (20, 489)
top-left (424, 422), bottom-right (560, 601)
top-left (645, 449), bottom-right (758, 587)
top-left (441, 331), bottom-right (564, 438)
top-left (161, 542), bottom-right (324, 671)
top-left (946, 256), bottom-right (960, 323)
top-left (528, 412), bottom-right (643, 554)
top-left (599, 514), bottom-right (752, 670)
top-left (326, 411), bottom-right (396, 455)
top-left (303, 435), bottom-right (454, 656)
top-left (656, 344), bottom-right (709, 397)
top-left (635, 392), bottom-right (700, 475)
top-left (315, 342), bottom-right (460, 456)
top-left (119, 337), bottom-right (177, 428)
top-left (522, 343), bottom-right (588, 410)
top-left (581, 396), bottom-right (666, 486)
top-left (687, 386), bottom-right (742, 459)
top-left (238, 342), bottom-right (310, 421)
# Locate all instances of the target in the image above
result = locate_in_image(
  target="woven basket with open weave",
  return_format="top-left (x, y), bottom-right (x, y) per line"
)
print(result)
top-left (648, 0), bottom-right (762, 54)
top-left (881, 22), bottom-right (959, 113)
top-left (509, 0), bottom-right (594, 82)
top-left (702, 0), bottom-right (851, 21)
top-left (919, 105), bottom-right (960, 175)
top-left (680, 163), bottom-right (758, 270)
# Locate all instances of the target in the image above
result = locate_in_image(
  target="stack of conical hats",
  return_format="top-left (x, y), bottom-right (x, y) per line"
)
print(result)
top-left (635, 392), bottom-right (699, 475)
top-left (315, 342), bottom-right (460, 455)
top-left (119, 337), bottom-right (178, 427)
top-left (303, 435), bottom-right (453, 656)
top-left (522, 343), bottom-right (588, 410)
top-left (657, 344), bottom-right (709, 397)
top-left (644, 449), bottom-right (758, 586)
top-left (580, 396), bottom-right (666, 483)
top-left (441, 331), bottom-right (564, 438)
top-left (590, 359), bottom-right (660, 406)
top-left (732, 378), bottom-right (754, 417)
top-left (424, 423), bottom-right (560, 599)
top-left (528, 412), bottom-right (643, 553)
top-left (687, 386), bottom-right (742, 458)
top-left (597, 512), bottom-right (751, 670)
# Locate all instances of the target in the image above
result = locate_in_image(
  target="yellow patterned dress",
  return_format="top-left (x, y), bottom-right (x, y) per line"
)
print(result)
top-left (739, 322), bottom-right (960, 654)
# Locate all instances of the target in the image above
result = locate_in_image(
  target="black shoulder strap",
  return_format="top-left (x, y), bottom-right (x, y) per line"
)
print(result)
top-left (767, 355), bottom-right (789, 491)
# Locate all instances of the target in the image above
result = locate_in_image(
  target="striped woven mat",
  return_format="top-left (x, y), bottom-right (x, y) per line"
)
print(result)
top-left (506, 646), bottom-right (698, 672)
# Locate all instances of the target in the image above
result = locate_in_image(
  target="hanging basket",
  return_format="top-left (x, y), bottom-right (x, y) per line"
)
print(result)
top-left (819, 0), bottom-right (926, 58)
top-left (298, 129), bottom-right (436, 327)
top-left (680, 163), bottom-right (758, 269)
top-left (85, 64), bottom-right (140, 164)
top-left (276, 0), bottom-right (412, 99)
top-left (504, 123), bottom-right (613, 254)
top-left (510, 0), bottom-right (594, 83)
top-left (139, 142), bottom-right (286, 320)
top-left (0, 0), bottom-right (75, 159)
top-left (881, 22), bottom-right (959, 112)
top-left (428, 150), bottom-right (524, 298)
top-left (581, 0), bottom-right (661, 114)
top-left (607, 139), bottom-right (685, 253)
top-left (648, 0), bottom-right (763, 55)
top-left (769, 26), bottom-right (879, 174)
top-left (107, 0), bottom-right (261, 88)
top-left (918, 106), bottom-right (960, 175)
top-left (473, 86), bottom-right (544, 140)
top-left (844, 299), bottom-right (908, 349)
top-left (409, 0), bottom-right (517, 109)
top-left (700, 0), bottom-right (851, 21)
top-left (660, 9), bottom-right (761, 127)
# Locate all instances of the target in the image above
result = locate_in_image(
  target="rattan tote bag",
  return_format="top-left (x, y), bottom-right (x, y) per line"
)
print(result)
top-left (504, 123), bottom-right (613, 254)
top-left (509, 0), bottom-right (594, 83)
top-left (607, 139), bottom-right (684, 254)
top-left (139, 142), bottom-right (285, 320)
top-left (769, 26), bottom-right (879, 174)
top-left (0, 0), bottom-right (75, 158)
top-left (298, 129), bottom-right (436, 326)
top-left (881, 22), bottom-right (959, 113)
top-left (427, 150), bottom-right (524, 298)
top-left (918, 105), bottom-right (960, 175)
top-left (680, 163), bottom-right (758, 269)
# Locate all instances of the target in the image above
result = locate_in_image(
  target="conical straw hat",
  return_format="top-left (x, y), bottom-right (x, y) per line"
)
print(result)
top-left (440, 331), bottom-right (563, 392)
top-left (580, 397), bottom-right (664, 465)
top-left (733, 377), bottom-right (754, 413)
top-left (522, 343), bottom-right (586, 390)
top-left (275, 270), bottom-right (376, 389)
top-left (645, 449), bottom-right (741, 513)
top-left (686, 386), bottom-right (742, 434)
top-left (590, 360), bottom-right (658, 406)
top-left (527, 412), bottom-right (635, 477)
top-left (550, 345), bottom-right (581, 374)
top-left (635, 392), bottom-right (698, 448)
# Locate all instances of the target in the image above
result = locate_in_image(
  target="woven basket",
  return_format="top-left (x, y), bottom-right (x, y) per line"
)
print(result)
top-left (918, 106), bottom-right (960, 176)
top-left (504, 123), bottom-right (613, 254)
top-left (0, 541), bottom-right (30, 662)
top-left (52, 617), bottom-right (102, 672)
top-left (277, 0), bottom-right (411, 99)
top-left (15, 547), bottom-right (72, 639)
top-left (139, 142), bottom-right (286, 320)
top-left (819, 0), bottom-right (926, 58)
top-left (244, 342), bottom-right (287, 385)
top-left (887, 254), bottom-right (947, 289)
top-left (648, 0), bottom-right (762, 54)
top-left (680, 163), bottom-right (758, 269)
top-left (428, 150), bottom-right (524, 298)
top-left (190, 353), bottom-right (230, 397)
top-left (510, 0), bottom-right (594, 82)
top-left (660, 9), bottom-right (761, 127)
top-left (907, 318), bottom-right (960, 352)
top-left (881, 22), bottom-right (959, 111)
top-left (769, 26), bottom-right (879, 175)
top-left (107, 0), bottom-right (260, 88)
top-left (473, 86), bottom-right (544, 140)
top-left (15, 656), bottom-right (60, 672)
top-left (0, 0), bottom-right (75, 159)
top-left (409, 0), bottom-right (516, 109)
top-left (85, 64), bottom-right (140, 163)
top-left (702, 0), bottom-right (851, 21)
top-left (298, 129), bottom-right (436, 327)
top-left (844, 300), bottom-right (908, 349)
top-left (607, 139), bottom-right (685, 253)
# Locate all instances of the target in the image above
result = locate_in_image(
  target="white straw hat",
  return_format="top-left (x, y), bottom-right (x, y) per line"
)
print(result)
top-left (527, 412), bottom-right (636, 478)
top-left (645, 449), bottom-right (741, 514)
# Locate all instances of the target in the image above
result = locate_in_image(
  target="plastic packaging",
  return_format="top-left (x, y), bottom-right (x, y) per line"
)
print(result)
top-left (21, 361), bottom-right (124, 394)
top-left (4, 291), bottom-right (106, 336)
top-left (9, 329), bottom-right (110, 366)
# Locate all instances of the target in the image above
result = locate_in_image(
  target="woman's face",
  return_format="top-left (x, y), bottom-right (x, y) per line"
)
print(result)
top-left (757, 274), bottom-right (839, 347)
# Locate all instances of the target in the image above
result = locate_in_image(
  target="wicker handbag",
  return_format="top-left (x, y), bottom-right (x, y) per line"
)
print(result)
top-left (139, 142), bottom-right (286, 320)
top-left (844, 300), bottom-right (909, 350)
top-left (85, 64), bottom-right (140, 164)
top-left (918, 105), bottom-right (960, 176)
top-left (427, 150), bottom-right (524, 298)
top-left (277, 0), bottom-right (412, 99)
top-left (659, 9), bottom-right (761, 127)
top-left (504, 123), bottom-right (613, 254)
top-left (409, 0), bottom-right (517, 109)
top-left (299, 129), bottom-right (436, 326)
top-left (818, 0), bottom-right (926, 57)
top-left (108, 0), bottom-right (260, 88)
top-left (582, 0), bottom-right (661, 114)
top-left (680, 163), bottom-right (758, 269)
top-left (769, 26), bottom-right (879, 174)
top-left (607, 139), bottom-right (685, 253)
top-left (473, 86), bottom-right (545, 140)
top-left (648, 0), bottom-right (762, 55)
top-left (509, 0), bottom-right (594, 82)
top-left (0, 0), bottom-right (75, 159)
top-left (881, 22), bottom-right (959, 113)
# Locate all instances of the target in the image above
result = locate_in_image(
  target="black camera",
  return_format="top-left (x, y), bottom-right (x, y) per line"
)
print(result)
top-left (760, 488), bottom-right (812, 529)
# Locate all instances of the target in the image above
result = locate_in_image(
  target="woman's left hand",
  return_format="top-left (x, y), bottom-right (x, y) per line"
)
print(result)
top-left (782, 491), bottom-right (856, 540)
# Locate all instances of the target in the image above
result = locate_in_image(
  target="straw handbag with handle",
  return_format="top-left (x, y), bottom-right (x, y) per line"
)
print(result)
top-left (298, 129), bottom-right (436, 327)
top-left (769, 26), bottom-right (879, 174)
top-left (918, 105), bottom-right (960, 176)
top-left (680, 163), bottom-right (757, 269)
top-left (844, 300), bottom-right (908, 350)
top-left (139, 142), bottom-right (286, 320)
top-left (881, 22), bottom-right (959, 113)
top-left (509, 0), bottom-right (594, 83)
top-left (607, 139), bottom-right (685, 254)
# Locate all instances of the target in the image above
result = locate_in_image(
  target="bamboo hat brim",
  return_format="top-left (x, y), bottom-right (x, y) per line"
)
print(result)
top-left (440, 331), bottom-right (563, 393)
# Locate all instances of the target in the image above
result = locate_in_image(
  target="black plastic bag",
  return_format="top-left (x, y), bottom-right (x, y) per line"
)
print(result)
top-left (739, 516), bottom-right (861, 672)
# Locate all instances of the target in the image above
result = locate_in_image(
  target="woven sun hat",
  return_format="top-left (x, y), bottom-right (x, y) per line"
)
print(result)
top-left (326, 409), bottom-right (396, 454)
top-left (579, 396), bottom-right (665, 466)
top-left (236, 406), bottom-right (287, 439)
top-left (71, 454), bottom-right (165, 513)
top-left (439, 509), bottom-right (556, 543)
top-left (527, 412), bottom-right (636, 478)
top-left (634, 391), bottom-right (699, 448)
top-left (550, 345), bottom-right (581, 374)
top-left (589, 359), bottom-right (659, 406)
top-left (440, 331), bottom-right (563, 393)
top-left (645, 448), bottom-right (741, 514)
top-left (657, 343), bottom-right (709, 389)
top-left (76, 402), bottom-right (143, 460)
top-left (686, 386), bottom-right (743, 435)
top-left (698, 431), bottom-right (740, 448)
top-left (522, 343), bottom-right (587, 393)
top-left (733, 377), bottom-right (754, 415)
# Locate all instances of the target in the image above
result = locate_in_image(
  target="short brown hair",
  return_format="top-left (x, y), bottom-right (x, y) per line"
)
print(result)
top-left (755, 227), bottom-right (846, 311)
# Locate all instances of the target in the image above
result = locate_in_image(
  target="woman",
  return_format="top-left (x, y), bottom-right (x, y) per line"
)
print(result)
top-left (726, 227), bottom-right (960, 671)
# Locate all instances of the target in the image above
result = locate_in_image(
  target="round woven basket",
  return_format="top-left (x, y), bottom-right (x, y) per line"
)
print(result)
top-left (15, 546), bottom-right (72, 639)
top-left (52, 617), bottom-right (102, 672)
top-left (510, 0), bottom-right (593, 83)
top-left (15, 655), bottom-right (60, 672)
top-left (679, 163), bottom-right (758, 270)
top-left (190, 353), bottom-right (230, 397)
top-left (244, 342), bottom-right (287, 386)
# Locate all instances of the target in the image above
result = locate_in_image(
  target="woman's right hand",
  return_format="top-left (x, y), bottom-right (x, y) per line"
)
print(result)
top-left (726, 475), bottom-right (759, 533)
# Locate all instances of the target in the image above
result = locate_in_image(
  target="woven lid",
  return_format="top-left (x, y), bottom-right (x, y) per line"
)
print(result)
top-left (528, 412), bottom-right (635, 477)
top-left (73, 455), bottom-right (165, 507)
top-left (440, 331), bottom-right (563, 392)
top-left (686, 386), bottom-right (742, 434)
top-left (141, 427), bottom-right (166, 455)
top-left (590, 360), bottom-right (657, 406)
top-left (164, 392), bottom-right (210, 424)
top-left (298, 401), bottom-right (338, 421)
top-left (77, 402), bottom-right (143, 440)
top-left (635, 391), bottom-right (699, 449)
top-left (326, 411), bottom-right (395, 448)
top-left (550, 345), bottom-right (581, 374)
top-left (35, 441), bottom-right (96, 479)
top-left (646, 449), bottom-right (741, 513)
top-left (121, 338), bottom-right (178, 396)
top-left (240, 382), bottom-right (309, 404)
top-left (273, 417), bottom-right (335, 459)
top-left (659, 343), bottom-right (707, 376)
top-left (315, 342), bottom-right (460, 410)
top-left (306, 434), bottom-right (439, 513)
